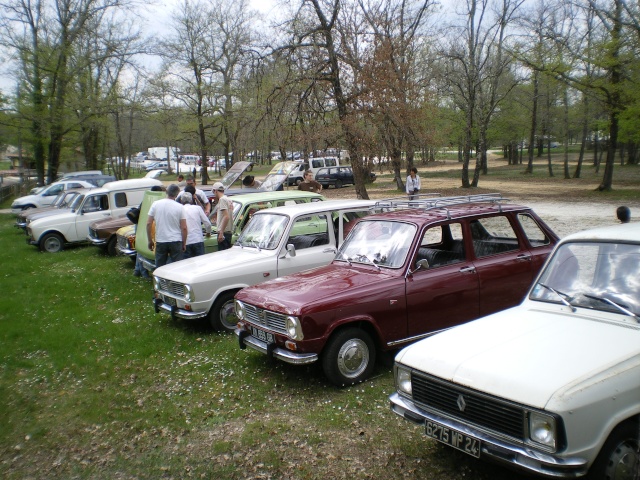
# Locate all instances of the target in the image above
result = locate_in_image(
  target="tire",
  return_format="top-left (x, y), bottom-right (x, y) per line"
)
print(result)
top-left (335, 179), bottom-right (343, 189)
top-left (40, 232), bottom-right (64, 253)
top-left (295, 178), bottom-right (303, 186)
top-left (208, 291), bottom-right (238, 331)
top-left (322, 327), bottom-right (376, 387)
top-left (106, 236), bottom-right (117, 256)
top-left (587, 420), bottom-right (640, 480)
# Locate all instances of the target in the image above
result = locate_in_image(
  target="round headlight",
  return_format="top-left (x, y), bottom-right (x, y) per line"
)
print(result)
top-left (184, 284), bottom-right (194, 302)
top-left (153, 276), bottom-right (161, 291)
top-left (285, 316), bottom-right (303, 340)
top-left (396, 366), bottom-right (412, 396)
top-left (235, 300), bottom-right (245, 320)
top-left (529, 412), bottom-right (557, 449)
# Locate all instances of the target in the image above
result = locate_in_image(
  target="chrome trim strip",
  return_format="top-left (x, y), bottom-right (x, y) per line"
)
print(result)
top-left (155, 300), bottom-right (207, 320)
top-left (86, 235), bottom-right (106, 246)
top-left (387, 328), bottom-right (448, 347)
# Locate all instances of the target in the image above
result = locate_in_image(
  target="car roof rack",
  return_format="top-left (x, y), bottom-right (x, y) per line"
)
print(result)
top-left (374, 193), bottom-right (507, 218)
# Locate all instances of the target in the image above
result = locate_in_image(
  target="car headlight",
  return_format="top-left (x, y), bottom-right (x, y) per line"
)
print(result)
top-left (153, 276), bottom-right (161, 291)
top-left (395, 365), bottom-right (412, 396)
top-left (184, 284), bottom-right (194, 302)
top-left (285, 315), bottom-right (303, 340)
top-left (528, 411), bottom-right (557, 450)
top-left (235, 300), bottom-right (245, 320)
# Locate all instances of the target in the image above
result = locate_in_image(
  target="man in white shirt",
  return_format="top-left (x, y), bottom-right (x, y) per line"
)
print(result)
top-left (176, 175), bottom-right (210, 215)
top-left (179, 192), bottom-right (211, 259)
top-left (147, 184), bottom-right (187, 268)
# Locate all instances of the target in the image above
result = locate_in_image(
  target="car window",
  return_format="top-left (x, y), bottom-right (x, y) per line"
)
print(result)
top-left (470, 216), bottom-right (519, 257)
top-left (517, 213), bottom-right (551, 247)
top-left (237, 213), bottom-right (288, 250)
top-left (312, 159), bottom-right (324, 169)
top-left (416, 223), bottom-right (465, 268)
top-left (325, 158), bottom-right (337, 167)
top-left (45, 184), bottom-right (64, 196)
top-left (287, 214), bottom-right (330, 250)
top-left (82, 194), bottom-right (108, 213)
top-left (114, 192), bottom-right (128, 208)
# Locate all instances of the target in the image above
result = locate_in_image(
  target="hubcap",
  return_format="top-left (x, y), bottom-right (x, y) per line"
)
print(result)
top-left (219, 300), bottom-right (237, 330)
top-left (605, 440), bottom-right (640, 480)
top-left (44, 237), bottom-right (61, 252)
top-left (337, 339), bottom-right (369, 379)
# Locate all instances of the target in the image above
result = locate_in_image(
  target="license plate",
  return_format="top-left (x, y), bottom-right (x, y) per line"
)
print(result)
top-left (251, 325), bottom-right (274, 344)
top-left (425, 420), bottom-right (481, 458)
top-left (162, 295), bottom-right (176, 307)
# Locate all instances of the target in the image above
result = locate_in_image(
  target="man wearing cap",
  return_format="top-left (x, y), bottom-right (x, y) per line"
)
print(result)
top-left (179, 191), bottom-right (211, 259)
top-left (147, 184), bottom-right (187, 268)
top-left (212, 182), bottom-right (233, 251)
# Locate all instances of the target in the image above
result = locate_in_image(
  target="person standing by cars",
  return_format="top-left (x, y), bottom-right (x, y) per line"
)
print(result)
top-left (298, 170), bottom-right (323, 193)
top-left (147, 184), bottom-right (187, 268)
top-left (177, 176), bottom-right (210, 215)
top-left (242, 175), bottom-right (262, 189)
top-left (406, 167), bottom-right (421, 200)
top-left (213, 182), bottom-right (233, 251)
top-left (179, 192), bottom-right (211, 259)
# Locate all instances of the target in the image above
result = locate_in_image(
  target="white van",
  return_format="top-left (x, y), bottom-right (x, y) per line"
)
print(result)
top-left (308, 156), bottom-right (341, 177)
top-left (26, 178), bottom-right (162, 253)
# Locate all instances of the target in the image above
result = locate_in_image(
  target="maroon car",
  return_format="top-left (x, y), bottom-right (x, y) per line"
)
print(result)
top-left (235, 194), bottom-right (559, 386)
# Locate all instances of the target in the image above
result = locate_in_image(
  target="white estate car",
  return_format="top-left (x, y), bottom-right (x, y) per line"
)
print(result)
top-left (390, 222), bottom-right (640, 479)
top-left (152, 199), bottom-right (376, 331)
top-left (11, 179), bottom-right (95, 213)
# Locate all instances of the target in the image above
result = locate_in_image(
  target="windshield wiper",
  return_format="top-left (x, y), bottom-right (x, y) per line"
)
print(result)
top-left (583, 294), bottom-right (640, 322)
top-left (538, 283), bottom-right (576, 312)
top-left (353, 253), bottom-right (381, 271)
top-left (337, 251), bottom-right (352, 266)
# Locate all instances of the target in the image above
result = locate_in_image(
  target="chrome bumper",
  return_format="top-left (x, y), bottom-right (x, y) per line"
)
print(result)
top-left (139, 256), bottom-right (156, 272)
top-left (235, 327), bottom-right (318, 365)
top-left (153, 297), bottom-right (208, 320)
top-left (389, 393), bottom-right (588, 478)
top-left (115, 245), bottom-right (136, 257)
top-left (86, 235), bottom-right (106, 246)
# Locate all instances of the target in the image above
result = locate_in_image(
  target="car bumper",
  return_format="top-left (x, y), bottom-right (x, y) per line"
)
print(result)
top-left (139, 256), bottom-right (156, 272)
top-left (11, 207), bottom-right (26, 214)
top-left (153, 297), bottom-right (208, 320)
top-left (389, 393), bottom-right (588, 478)
top-left (86, 235), bottom-right (107, 246)
top-left (15, 221), bottom-right (26, 229)
top-left (235, 327), bottom-right (319, 365)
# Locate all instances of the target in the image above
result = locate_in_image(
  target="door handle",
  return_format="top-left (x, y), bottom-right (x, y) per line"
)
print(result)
top-left (516, 253), bottom-right (532, 262)
top-left (459, 266), bottom-right (476, 274)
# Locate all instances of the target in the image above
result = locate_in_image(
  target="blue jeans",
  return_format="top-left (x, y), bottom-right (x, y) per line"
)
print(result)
top-left (155, 241), bottom-right (184, 268)
top-left (183, 242), bottom-right (205, 259)
top-left (218, 232), bottom-right (232, 251)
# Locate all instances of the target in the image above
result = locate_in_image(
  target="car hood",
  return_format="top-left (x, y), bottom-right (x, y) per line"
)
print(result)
top-left (23, 207), bottom-right (68, 221)
top-left (153, 245), bottom-right (273, 283)
top-left (395, 303), bottom-right (640, 409)
top-left (236, 263), bottom-right (394, 315)
top-left (90, 215), bottom-right (131, 230)
top-left (12, 194), bottom-right (38, 206)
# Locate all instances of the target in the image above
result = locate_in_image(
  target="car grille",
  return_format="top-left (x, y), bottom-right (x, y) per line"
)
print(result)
top-left (244, 305), bottom-right (287, 335)
top-left (156, 278), bottom-right (186, 297)
top-left (411, 372), bottom-right (525, 440)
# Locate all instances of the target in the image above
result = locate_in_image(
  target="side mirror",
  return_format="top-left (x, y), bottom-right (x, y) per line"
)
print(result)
top-left (286, 243), bottom-right (296, 257)
top-left (408, 258), bottom-right (429, 276)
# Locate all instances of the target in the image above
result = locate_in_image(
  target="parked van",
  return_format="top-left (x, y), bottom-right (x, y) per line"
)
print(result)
top-left (25, 178), bottom-right (162, 253)
top-left (308, 156), bottom-right (341, 177)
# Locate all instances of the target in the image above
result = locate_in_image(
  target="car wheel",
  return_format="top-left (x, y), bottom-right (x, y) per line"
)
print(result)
top-left (40, 232), bottom-right (64, 253)
top-left (208, 291), bottom-right (238, 331)
top-left (587, 420), bottom-right (640, 480)
top-left (322, 328), bottom-right (376, 386)
top-left (335, 179), bottom-right (343, 189)
top-left (106, 236), bottom-right (117, 256)
top-left (295, 178), bottom-right (303, 186)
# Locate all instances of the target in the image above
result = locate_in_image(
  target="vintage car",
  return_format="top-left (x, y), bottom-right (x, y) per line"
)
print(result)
top-left (389, 222), bottom-right (640, 479)
top-left (315, 166), bottom-right (376, 189)
top-left (235, 194), bottom-right (559, 386)
top-left (11, 179), bottom-right (96, 213)
top-left (137, 190), bottom-right (325, 273)
top-left (15, 189), bottom-right (87, 230)
top-left (25, 178), bottom-right (161, 253)
top-left (152, 199), bottom-right (376, 330)
top-left (87, 215), bottom-right (133, 256)
top-left (115, 224), bottom-right (137, 261)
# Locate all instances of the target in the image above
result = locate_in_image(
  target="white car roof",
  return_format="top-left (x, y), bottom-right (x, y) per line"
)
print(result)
top-left (251, 199), bottom-right (376, 216)
top-left (559, 221), bottom-right (640, 245)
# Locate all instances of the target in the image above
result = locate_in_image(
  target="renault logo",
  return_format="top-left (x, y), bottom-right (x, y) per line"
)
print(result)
top-left (457, 394), bottom-right (467, 412)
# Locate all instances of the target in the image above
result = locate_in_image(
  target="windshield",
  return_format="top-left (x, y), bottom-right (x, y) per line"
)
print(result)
top-left (236, 213), bottom-right (288, 250)
top-left (336, 220), bottom-right (416, 268)
top-left (69, 194), bottom-right (86, 210)
top-left (258, 161), bottom-right (298, 191)
top-left (210, 200), bottom-right (243, 232)
top-left (530, 242), bottom-right (640, 317)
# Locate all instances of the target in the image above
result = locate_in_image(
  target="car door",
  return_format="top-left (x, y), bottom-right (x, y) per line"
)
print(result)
top-left (277, 213), bottom-right (335, 277)
top-left (75, 193), bottom-right (111, 241)
top-left (467, 214), bottom-right (535, 316)
top-left (405, 222), bottom-right (480, 339)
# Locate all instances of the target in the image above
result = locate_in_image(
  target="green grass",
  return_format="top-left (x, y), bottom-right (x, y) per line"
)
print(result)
top-left (0, 214), bottom-right (529, 479)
